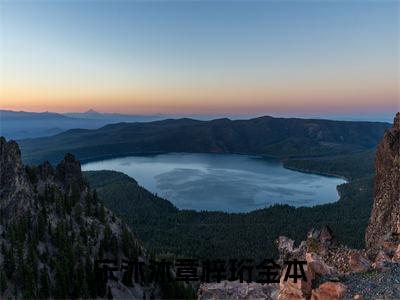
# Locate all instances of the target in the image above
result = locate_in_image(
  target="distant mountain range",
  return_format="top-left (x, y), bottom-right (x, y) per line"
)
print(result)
top-left (0, 109), bottom-right (167, 139)
top-left (1, 109), bottom-right (394, 140)
top-left (63, 109), bottom-right (166, 122)
top-left (19, 115), bottom-right (390, 164)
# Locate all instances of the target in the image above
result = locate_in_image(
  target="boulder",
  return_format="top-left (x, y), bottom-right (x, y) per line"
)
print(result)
top-left (372, 250), bottom-right (391, 271)
top-left (278, 264), bottom-right (314, 300)
top-left (306, 253), bottom-right (337, 276)
top-left (393, 244), bottom-right (400, 262)
top-left (348, 252), bottom-right (371, 273)
top-left (320, 225), bottom-right (334, 243)
top-left (277, 236), bottom-right (307, 262)
top-left (311, 282), bottom-right (347, 300)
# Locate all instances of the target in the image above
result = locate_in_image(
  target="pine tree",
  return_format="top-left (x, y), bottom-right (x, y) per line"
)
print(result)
top-left (27, 239), bottom-right (39, 291)
top-left (3, 245), bottom-right (15, 279)
top-left (110, 235), bottom-right (119, 257)
top-left (39, 267), bottom-right (50, 299)
top-left (85, 255), bottom-right (96, 298)
top-left (37, 207), bottom-right (47, 240)
top-left (121, 225), bottom-right (132, 257)
top-left (73, 263), bottom-right (87, 298)
top-left (85, 192), bottom-right (92, 216)
top-left (0, 267), bottom-right (7, 295)
top-left (15, 241), bottom-right (25, 288)
top-left (93, 189), bottom-right (99, 203)
top-left (23, 262), bottom-right (36, 298)
top-left (53, 262), bottom-right (68, 299)
top-left (48, 221), bottom-right (52, 236)
top-left (103, 225), bottom-right (112, 252)
top-left (99, 204), bottom-right (106, 223)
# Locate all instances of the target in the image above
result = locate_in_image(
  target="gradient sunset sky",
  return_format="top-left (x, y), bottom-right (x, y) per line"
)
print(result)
top-left (1, 1), bottom-right (399, 117)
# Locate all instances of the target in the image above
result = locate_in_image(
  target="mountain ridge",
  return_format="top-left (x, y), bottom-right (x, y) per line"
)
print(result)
top-left (18, 115), bottom-right (390, 165)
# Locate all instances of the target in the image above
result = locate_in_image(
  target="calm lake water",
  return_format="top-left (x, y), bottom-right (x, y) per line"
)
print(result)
top-left (82, 153), bottom-right (346, 213)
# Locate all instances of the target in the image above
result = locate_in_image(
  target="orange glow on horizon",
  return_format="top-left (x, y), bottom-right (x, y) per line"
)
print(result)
top-left (1, 77), bottom-right (398, 115)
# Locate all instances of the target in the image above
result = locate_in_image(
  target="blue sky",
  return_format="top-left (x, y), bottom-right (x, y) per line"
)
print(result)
top-left (1, 0), bottom-right (399, 119)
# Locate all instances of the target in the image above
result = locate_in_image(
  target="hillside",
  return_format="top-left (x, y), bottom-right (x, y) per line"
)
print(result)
top-left (0, 137), bottom-right (160, 298)
top-left (283, 150), bottom-right (376, 181)
top-left (85, 167), bottom-right (374, 261)
top-left (197, 113), bottom-right (400, 300)
top-left (19, 116), bottom-right (390, 164)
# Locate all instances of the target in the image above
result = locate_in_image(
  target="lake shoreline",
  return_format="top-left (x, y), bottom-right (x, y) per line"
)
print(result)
top-left (79, 150), bottom-right (349, 182)
top-left (282, 164), bottom-right (350, 182)
top-left (82, 152), bottom-right (346, 212)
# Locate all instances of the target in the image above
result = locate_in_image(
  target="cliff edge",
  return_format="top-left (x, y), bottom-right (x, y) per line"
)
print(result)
top-left (365, 112), bottom-right (400, 254)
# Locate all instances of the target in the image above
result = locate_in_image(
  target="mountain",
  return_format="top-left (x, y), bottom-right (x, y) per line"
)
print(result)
top-left (0, 137), bottom-right (160, 298)
top-left (0, 109), bottom-right (167, 140)
top-left (19, 116), bottom-right (390, 165)
top-left (63, 109), bottom-right (165, 123)
top-left (0, 110), bottom-right (109, 139)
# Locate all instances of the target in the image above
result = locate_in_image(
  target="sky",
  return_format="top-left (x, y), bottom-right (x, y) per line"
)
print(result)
top-left (0, 0), bottom-right (399, 118)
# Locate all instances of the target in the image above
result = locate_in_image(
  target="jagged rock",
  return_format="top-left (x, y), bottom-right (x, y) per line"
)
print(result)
top-left (311, 282), bottom-right (347, 300)
top-left (306, 253), bottom-right (337, 276)
top-left (319, 226), bottom-right (334, 244)
top-left (372, 250), bottom-right (391, 271)
top-left (278, 264), bottom-right (314, 300)
top-left (0, 137), bottom-right (35, 219)
top-left (0, 137), bottom-right (156, 299)
top-left (35, 161), bottom-right (55, 193)
top-left (348, 252), bottom-right (371, 273)
top-left (56, 152), bottom-right (85, 194)
top-left (365, 113), bottom-right (400, 255)
top-left (277, 236), bottom-right (307, 262)
top-left (393, 244), bottom-right (400, 262)
top-left (306, 226), bottom-right (337, 256)
top-left (197, 281), bottom-right (278, 300)
top-left (277, 236), bottom-right (295, 252)
top-left (38, 160), bottom-right (54, 179)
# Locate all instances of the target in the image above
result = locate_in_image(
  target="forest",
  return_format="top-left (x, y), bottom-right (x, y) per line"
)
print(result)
top-left (85, 149), bottom-right (375, 261)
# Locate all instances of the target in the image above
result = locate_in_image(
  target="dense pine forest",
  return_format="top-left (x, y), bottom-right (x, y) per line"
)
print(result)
top-left (85, 149), bottom-right (375, 261)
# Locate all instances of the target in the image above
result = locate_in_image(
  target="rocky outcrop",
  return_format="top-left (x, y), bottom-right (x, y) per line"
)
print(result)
top-left (348, 252), bottom-right (371, 273)
top-left (311, 282), bottom-right (347, 300)
top-left (372, 250), bottom-right (391, 271)
top-left (55, 153), bottom-right (85, 194)
top-left (306, 253), bottom-right (337, 276)
top-left (365, 112), bottom-right (400, 254)
top-left (0, 137), bottom-right (35, 220)
top-left (0, 137), bottom-right (157, 299)
top-left (278, 263), bottom-right (314, 300)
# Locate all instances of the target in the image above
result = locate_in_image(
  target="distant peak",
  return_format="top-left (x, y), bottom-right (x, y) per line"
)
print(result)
top-left (84, 109), bottom-right (100, 114)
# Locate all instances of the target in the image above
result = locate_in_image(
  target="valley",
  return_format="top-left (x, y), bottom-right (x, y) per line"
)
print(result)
top-left (16, 115), bottom-right (384, 262)
top-left (84, 150), bottom-right (374, 261)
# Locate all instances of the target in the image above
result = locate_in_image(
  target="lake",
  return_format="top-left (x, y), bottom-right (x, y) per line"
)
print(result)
top-left (82, 153), bottom-right (346, 213)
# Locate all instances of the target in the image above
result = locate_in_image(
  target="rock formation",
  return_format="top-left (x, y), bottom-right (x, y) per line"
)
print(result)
top-left (0, 137), bottom-right (35, 220)
top-left (365, 112), bottom-right (400, 254)
top-left (0, 137), bottom-right (158, 299)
